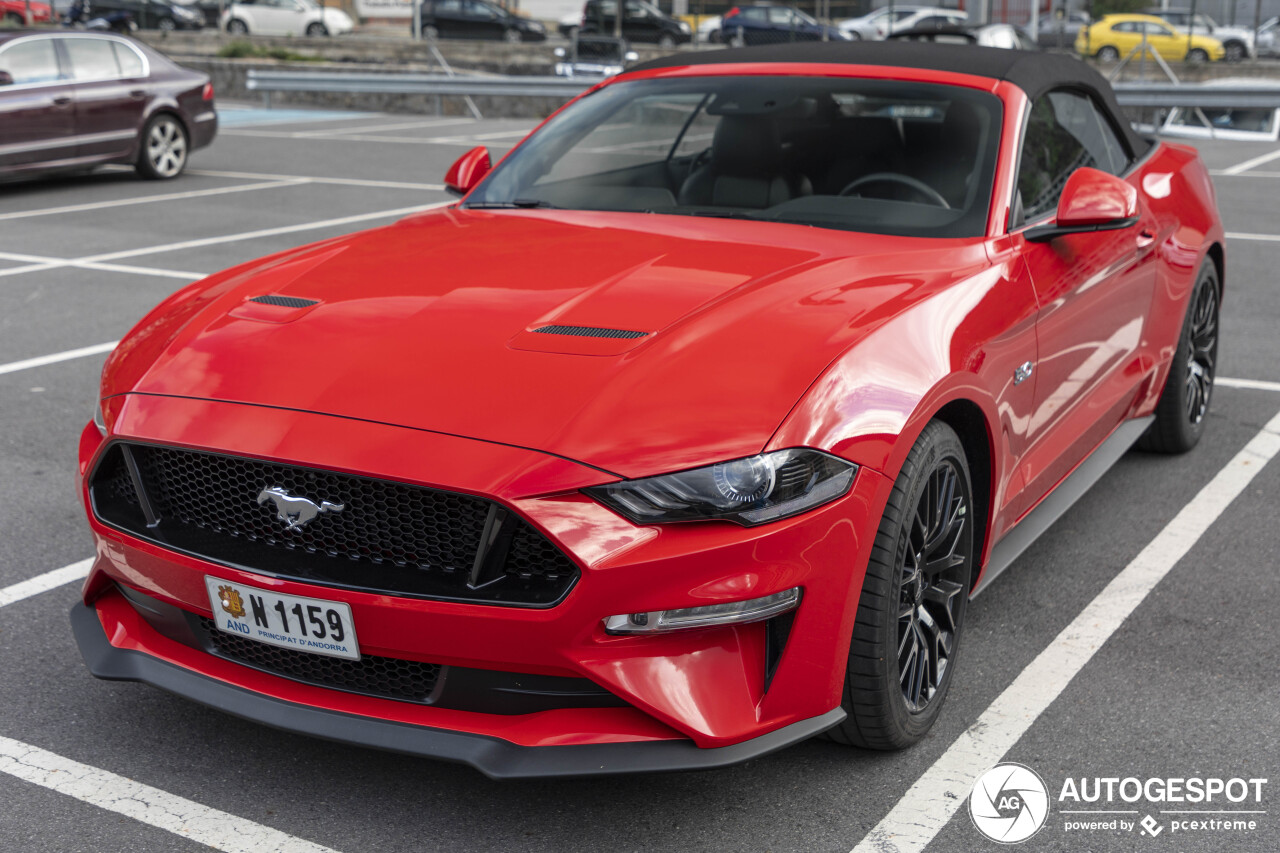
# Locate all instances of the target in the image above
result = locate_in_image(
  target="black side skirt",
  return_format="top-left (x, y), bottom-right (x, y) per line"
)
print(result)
top-left (70, 601), bottom-right (845, 779)
top-left (976, 415), bottom-right (1155, 596)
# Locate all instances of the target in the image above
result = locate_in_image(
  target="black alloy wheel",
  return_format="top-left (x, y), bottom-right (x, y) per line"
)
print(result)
top-left (827, 420), bottom-right (974, 750)
top-left (1139, 258), bottom-right (1220, 453)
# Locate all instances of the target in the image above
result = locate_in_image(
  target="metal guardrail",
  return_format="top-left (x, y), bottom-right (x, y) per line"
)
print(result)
top-left (246, 69), bottom-right (1280, 111)
top-left (1113, 83), bottom-right (1280, 109)
top-left (247, 70), bottom-right (592, 100)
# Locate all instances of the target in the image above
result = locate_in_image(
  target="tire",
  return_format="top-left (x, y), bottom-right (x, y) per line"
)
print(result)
top-left (226, 18), bottom-right (248, 34)
top-left (707, 28), bottom-right (719, 43)
top-left (827, 420), bottom-right (974, 750)
top-left (502, 27), bottom-right (522, 43)
top-left (1224, 41), bottom-right (1246, 62)
top-left (658, 32), bottom-right (675, 47)
top-left (135, 113), bottom-right (189, 180)
top-left (1096, 44), bottom-right (1119, 61)
top-left (3, 11), bottom-right (24, 25)
top-left (306, 21), bottom-right (327, 35)
top-left (157, 16), bottom-right (176, 30)
top-left (1186, 47), bottom-right (1209, 63)
top-left (1137, 259), bottom-right (1219, 454)
top-left (847, 31), bottom-right (861, 40)
top-left (423, 24), bottom-right (438, 39)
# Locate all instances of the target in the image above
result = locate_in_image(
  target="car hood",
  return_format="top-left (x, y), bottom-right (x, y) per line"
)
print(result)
top-left (108, 208), bottom-right (987, 480)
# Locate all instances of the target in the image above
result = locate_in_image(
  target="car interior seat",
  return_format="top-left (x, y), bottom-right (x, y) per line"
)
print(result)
top-left (678, 114), bottom-right (813, 208)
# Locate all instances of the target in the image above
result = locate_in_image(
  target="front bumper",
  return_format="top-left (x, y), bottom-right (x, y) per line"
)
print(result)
top-left (72, 600), bottom-right (842, 778)
top-left (77, 393), bottom-right (889, 771)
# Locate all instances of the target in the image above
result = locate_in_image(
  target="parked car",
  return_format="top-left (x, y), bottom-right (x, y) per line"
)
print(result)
top-left (838, 4), bottom-right (926, 39)
top-left (1258, 16), bottom-right (1278, 57)
top-left (695, 13), bottom-right (720, 42)
top-left (840, 5), bottom-right (964, 39)
top-left (224, 0), bottom-right (352, 36)
top-left (1143, 8), bottom-right (1253, 61)
top-left (1036, 9), bottom-right (1089, 48)
top-left (0, 30), bottom-right (216, 180)
top-left (413, 0), bottom-right (544, 41)
top-left (174, 0), bottom-right (230, 28)
top-left (553, 33), bottom-right (636, 77)
top-left (889, 22), bottom-right (1038, 49)
top-left (1076, 14), bottom-right (1224, 62)
top-left (72, 41), bottom-right (1225, 777)
top-left (0, 0), bottom-right (52, 25)
top-left (720, 4), bottom-right (849, 46)
top-left (90, 0), bottom-right (202, 29)
top-left (579, 0), bottom-right (691, 46)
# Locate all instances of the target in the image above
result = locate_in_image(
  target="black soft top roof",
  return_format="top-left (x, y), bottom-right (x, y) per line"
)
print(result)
top-left (628, 42), bottom-right (1149, 156)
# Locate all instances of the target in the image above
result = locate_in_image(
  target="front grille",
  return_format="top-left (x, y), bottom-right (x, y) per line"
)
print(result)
top-left (198, 617), bottom-right (440, 702)
top-left (91, 443), bottom-right (579, 606)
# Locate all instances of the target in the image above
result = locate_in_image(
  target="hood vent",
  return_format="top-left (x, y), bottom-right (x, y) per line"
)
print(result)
top-left (533, 325), bottom-right (648, 340)
top-left (250, 294), bottom-right (319, 308)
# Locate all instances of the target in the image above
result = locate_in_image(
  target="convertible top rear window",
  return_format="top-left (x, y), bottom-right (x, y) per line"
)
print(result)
top-left (466, 76), bottom-right (1003, 238)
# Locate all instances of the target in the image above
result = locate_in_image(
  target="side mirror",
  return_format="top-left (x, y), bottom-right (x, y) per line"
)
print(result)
top-left (1025, 167), bottom-right (1138, 243)
top-left (444, 145), bottom-right (491, 197)
top-left (0, 71), bottom-right (13, 86)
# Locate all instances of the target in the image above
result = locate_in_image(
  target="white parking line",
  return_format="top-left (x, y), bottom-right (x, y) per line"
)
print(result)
top-left (0, 202), bottom-right (450, 279)
top-left (0, 342), bottom-right (116, 377)
top-left (1217, 377), bottom-right (1280, 392)
top-left (850, 406), bottom-right (1280, 853)
top-left (0, 737), bottom-right (341, 853)
top-left (0, 180), bottom-right (305, 222)
top-left (0, 559), bottom-right (92, 608)
top-left (0, 251), bottom-right (206, 281)
top-left (99, 164), bottom-right (447, 192)
top-left (1219, 147), bottom-right (1280, 175)
top-left (222, 130), bottom-right (521, 147)
top-left (293, 118), bottom-right (477, 137)
top-left (1226, 232), bottom-right (1280, 242)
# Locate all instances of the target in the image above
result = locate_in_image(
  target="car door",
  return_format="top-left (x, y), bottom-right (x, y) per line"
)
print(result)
top-left (1142, 20), bottom-right (1184, 58)
top-left (63, 36), bottom-right (146, 159)
top-left (431, 0), bottom-right (469, 37)
top-left (252, 0), bottom-right (299, 35)
top-left (622, 1), bottom-right (657, 42)
top-left (463, 0), bottom-right (505, 39)
top-left (1011, 88), bottom-right (1158, 509)
top-left (0, 37), bottom-right (76, 170)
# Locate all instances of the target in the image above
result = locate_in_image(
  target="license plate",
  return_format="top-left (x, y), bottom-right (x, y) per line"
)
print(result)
top-left (205, 577), bottom-right (360, 661)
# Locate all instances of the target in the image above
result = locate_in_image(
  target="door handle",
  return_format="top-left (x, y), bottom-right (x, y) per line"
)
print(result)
top-left (51, 95), bottom-right (72, 107)
top-left (130, 89), bottom-right (146, 99)
top-left (1136, 228), bottom-right (1155, 249)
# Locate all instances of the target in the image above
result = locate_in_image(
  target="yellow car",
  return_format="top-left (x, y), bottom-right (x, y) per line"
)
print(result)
top-left (1076, 14), bottom-right (1225, 62)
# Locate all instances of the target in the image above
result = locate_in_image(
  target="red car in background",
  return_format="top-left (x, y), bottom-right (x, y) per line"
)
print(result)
top-left (1, 0), bottom-right (52, 25)
top-left (0, 31), bottom-right (216, 181)
top-left (73, 42), bottom-right (1223, 776)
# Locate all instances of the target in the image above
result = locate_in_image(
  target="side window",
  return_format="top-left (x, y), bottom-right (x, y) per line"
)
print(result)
top-left (1111, 21), bottom-right (1136, 33)
top-left (66, 38), bottom-right (122, 82)
top-left (113, 42), bottom-right (145, 77)
top-left (0, 39), bottom-right (61, 85)
top-left (1016, 90), bottom-right (1131, 223)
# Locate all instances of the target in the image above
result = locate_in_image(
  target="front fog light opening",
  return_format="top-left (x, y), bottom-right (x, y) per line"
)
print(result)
top-left (604, 587), bottom-right (802, 634)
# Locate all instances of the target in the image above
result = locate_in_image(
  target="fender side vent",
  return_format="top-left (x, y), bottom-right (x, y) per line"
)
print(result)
top-left (250, 294), bottom-right (319, 308)
top-left (533, 325), bottom-right (648, 339)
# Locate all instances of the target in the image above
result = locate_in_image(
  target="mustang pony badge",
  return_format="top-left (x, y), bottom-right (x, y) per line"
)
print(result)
top-left (217, 585), bottom-right (246, 619)
top-left (256, 486), bottom-right (345, 532)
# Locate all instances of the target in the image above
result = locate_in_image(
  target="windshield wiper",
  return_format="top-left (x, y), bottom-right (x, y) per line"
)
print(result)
top-left (466, 199), bottom-right (558, 209)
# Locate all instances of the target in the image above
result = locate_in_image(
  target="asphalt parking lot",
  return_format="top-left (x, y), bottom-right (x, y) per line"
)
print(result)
top-left (1, 104), bottom-right (1278, 853)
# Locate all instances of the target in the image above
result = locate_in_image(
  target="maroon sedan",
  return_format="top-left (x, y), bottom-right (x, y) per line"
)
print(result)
top-left (0, 31), bottom-right (216, 181)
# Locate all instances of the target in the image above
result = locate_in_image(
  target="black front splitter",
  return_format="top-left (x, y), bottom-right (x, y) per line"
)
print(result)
top-left (71, 601), bottom-right (845, 779)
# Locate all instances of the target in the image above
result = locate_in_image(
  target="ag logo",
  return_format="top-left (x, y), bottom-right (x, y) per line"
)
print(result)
top-left (217, 585), bottom-right (246, 619)
top-left (968, 762), bottom-right (1051, 844)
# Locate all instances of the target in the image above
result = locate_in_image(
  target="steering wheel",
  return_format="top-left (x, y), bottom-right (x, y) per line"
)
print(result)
top-left (839, 172), bottom-right (950, 209)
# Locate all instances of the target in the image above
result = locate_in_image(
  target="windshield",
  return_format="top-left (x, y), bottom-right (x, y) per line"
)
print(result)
top-left (466, 76), bottom-right (1002, 238)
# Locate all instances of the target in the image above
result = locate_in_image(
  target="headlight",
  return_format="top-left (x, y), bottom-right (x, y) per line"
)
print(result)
top-left (585, 448), bottom-right (856, 526)
top-left (679, 21), bottom-right (691, 32)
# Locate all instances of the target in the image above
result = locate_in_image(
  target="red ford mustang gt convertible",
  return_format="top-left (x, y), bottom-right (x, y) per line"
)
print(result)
top-left (73, 43), bottom-right (1224, 777)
